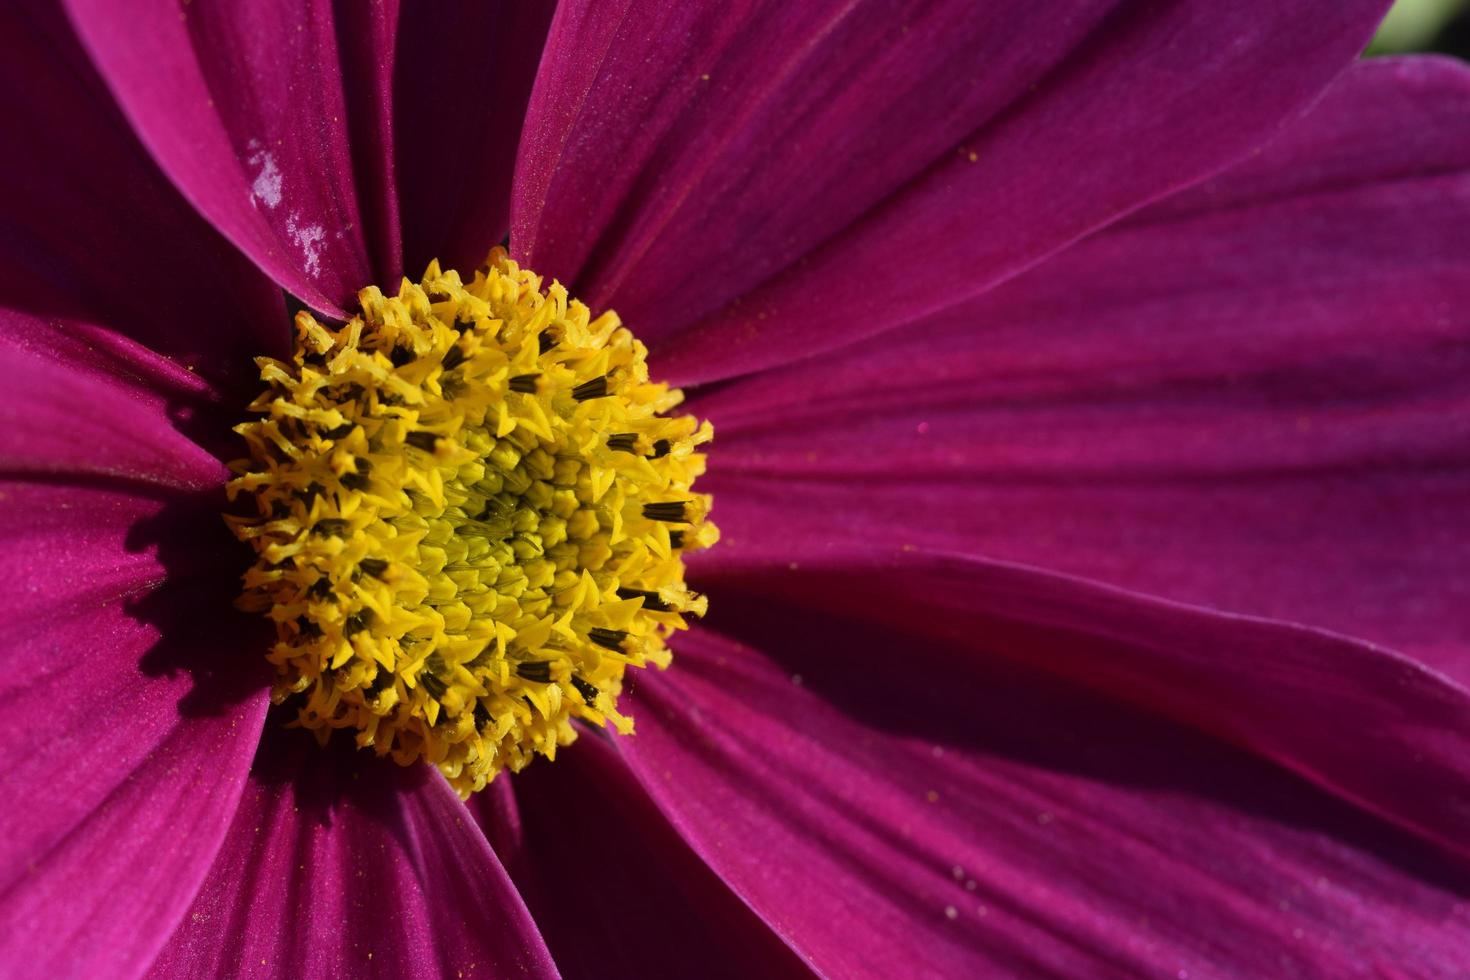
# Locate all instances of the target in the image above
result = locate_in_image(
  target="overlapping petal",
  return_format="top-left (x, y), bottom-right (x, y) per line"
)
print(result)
top-left (475, 731), bottom-right (813, 980)
top-left (0, 320), bottom-right (231, 489)
top-left (0, 310), bottom-right (273, 977)
top-left (515, 0), bottom-right (1390, 384)
top-left (619, 579), bottom-right (1470, 977)
top-left (152, 725), bottom-right (558, 980)
top-left (395, 0), bottom-right (556, 276)
top-left (704, 551), bottom-right (1470, 860)
top-left (0, 476), bottom-right (269, 978)
top-left (694, 56), bottom-right (1470, 675)
top-left (62, 0), bottom-right (398, 315)
top-left (0, 6), bottom-right (286, 382)
top-left (2, 1), bottom-right (1462, 977)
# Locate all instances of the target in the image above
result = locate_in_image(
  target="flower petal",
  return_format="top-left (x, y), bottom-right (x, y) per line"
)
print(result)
top-left (694, 56), bottom-right (1470, 675)
top-left (152, 725), bottom-right (558, 979)
top-left (513, 0), bottom-right (1389, 384)
top-left (335, 0), bottom-right (403, 283)
top-left (0, 319), bottom-right (231, 490)
top-left (711, 551), bottom-right (1470, 859)
top-left (0, 6), bottom-right (286, 379)
top-left (474, 732), bottom-right (813, 980)
top-left (0, 478), bottom-right (269, 978)
top-left (62, 0), bottom-right (402, 314)
top-left (619, 593), bottom-right (1470, 977)
top-left (395, 0), bottom-right (556, 276)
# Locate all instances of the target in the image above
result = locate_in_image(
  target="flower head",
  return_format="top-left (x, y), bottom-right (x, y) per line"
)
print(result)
top-left (229, 251), bottom-right (713, 793)
top-left (2, 1), bottom-right (1469, 978)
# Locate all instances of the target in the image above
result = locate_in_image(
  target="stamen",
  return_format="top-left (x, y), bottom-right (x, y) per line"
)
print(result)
top-left (508, 373), bottom-right (540, 393)
top-left (226, 248), bottom-right (717, 795)
top-left (571, 374), bottom-right (611, 401)
top-left (607, 432), bottom-right (640, 454)
top-left (588, 627), bottom-right (630, 652)
top-left (515, 661), bottom-right (554, 684)
top-left (642, 501), bottom-right (690, 523)
top-left (616, 587), bottom-right (673, 612)
top-left (569, 676), bottom-right (599, 704)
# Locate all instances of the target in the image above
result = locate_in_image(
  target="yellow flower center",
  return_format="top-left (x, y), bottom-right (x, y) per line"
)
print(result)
top-left (226, 249), bottom-right (715, 795)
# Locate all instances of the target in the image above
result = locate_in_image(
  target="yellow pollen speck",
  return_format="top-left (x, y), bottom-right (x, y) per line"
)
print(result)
top-left (226, 249), bottom-right (716, 795)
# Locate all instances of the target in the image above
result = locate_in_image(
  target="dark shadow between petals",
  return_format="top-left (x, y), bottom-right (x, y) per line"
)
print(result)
top-left (249, 715), bottom-right (439, 826)
top-left (689, 585), bottom-right (1470, 899)
top-left (123, 483), bottom-right (273, 718)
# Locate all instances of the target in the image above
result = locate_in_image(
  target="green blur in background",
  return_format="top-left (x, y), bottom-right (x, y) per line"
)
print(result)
top-left (1372, 0), bottom-right (1470, 54)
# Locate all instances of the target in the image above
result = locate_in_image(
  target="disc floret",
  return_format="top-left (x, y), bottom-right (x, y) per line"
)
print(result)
top-left (227, 249), bottom-right (715, 795)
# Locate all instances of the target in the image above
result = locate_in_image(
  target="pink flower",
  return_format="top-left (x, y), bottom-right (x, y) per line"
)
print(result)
top-left (2, 1), bottom-right (1468, 977)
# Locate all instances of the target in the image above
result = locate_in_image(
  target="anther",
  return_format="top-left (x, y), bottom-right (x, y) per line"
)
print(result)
top-left (607, 432), bottom-right (640, 454)
top-left (515, 660), bottom-right (553, 683)
top-left (571, 374), bottom-right (611, 401)
top-left (341, 460), bottom-right (372, 491)
top-left (509, 374), bottom-right (540, 394)
top-left (642, 501), bottom-right (689, 523)
top-left (616, 587), bottom-right (674, 612)
top-left (405, 431), bottom-right (441, 452)
top-left (588, 628), bottom-right (629, 652)
top-left (570, 676), bottom-right (599, 703)
top-left (358, 557), bottom-right (389, 579)
top-left (441, 344), bottom-right (468, 370)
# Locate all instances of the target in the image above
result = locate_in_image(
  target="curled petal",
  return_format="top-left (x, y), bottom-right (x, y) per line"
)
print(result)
top-left (620, 597), bottom-right (1470, 976)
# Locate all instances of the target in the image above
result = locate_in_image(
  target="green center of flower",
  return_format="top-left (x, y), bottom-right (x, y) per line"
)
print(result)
top-left (226, 249), bottom-right (716, 795)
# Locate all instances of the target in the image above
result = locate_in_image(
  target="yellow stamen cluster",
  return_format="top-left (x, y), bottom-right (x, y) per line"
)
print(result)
top-left (226, 249), bottom-right (715, 795)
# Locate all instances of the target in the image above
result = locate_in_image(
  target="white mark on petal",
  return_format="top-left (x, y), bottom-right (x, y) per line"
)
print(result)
top-left (287, 212), bottom-right (326, 277)
top-left (246, 139), bottom-right (283, 209)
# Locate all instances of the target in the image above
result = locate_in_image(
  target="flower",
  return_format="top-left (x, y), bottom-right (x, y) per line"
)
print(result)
top-left (2, 1), bottom-right (1468, 977)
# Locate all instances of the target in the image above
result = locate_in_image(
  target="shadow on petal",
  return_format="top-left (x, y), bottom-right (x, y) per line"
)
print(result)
top-left (153, 721), bottom-right (559, 978)
top-left (704, 591), bottom-right (1470, 894)
top-left (123, 484), bottom-right (273, 718)
top-left (618, 610), bottom-right (1470, 977)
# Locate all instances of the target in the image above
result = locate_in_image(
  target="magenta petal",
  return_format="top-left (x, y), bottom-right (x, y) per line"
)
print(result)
top-left (474, 732), bottom-right (811, 980)
top-left (693, 56), bottom-right (1470, 675)
top-left (153, 725), bottom-right (558, 979)
top-left (514, 0), bottom-right (1389, 384)
top-left (701, 552), bottom-right (1470, 864)
top-left (335, 0), bottom-right (403, 282)
top-left (62, 0), bottom-right (397, 314)
top-left (0, 320), bottom-right (229, 490)
top-left (0, 482), bottom-right (268, 977)
top-left (395, 0), bottom-right (555, 276)
top-left (0, 6), bottom-right (285, 377)
top-left (619, 607), bottom-right (1470, 976)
